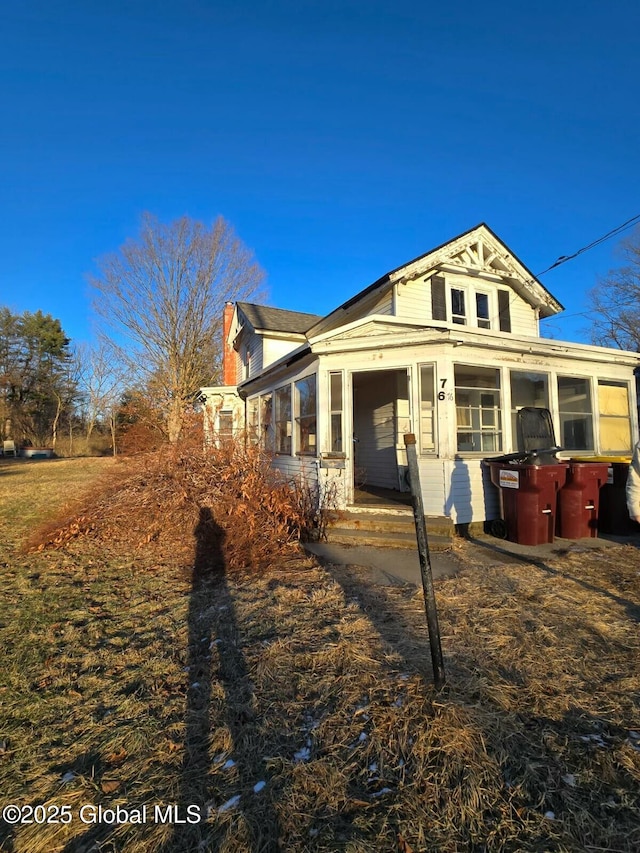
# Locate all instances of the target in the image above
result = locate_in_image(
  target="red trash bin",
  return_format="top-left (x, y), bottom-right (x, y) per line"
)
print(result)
top-left (556, 461), bottom-right (608, 539)
top-left (485, 461), bottom-right (569, 546)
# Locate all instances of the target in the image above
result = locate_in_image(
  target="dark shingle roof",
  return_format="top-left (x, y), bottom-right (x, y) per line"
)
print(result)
top-left (237, 302), bottom-right (323, 335)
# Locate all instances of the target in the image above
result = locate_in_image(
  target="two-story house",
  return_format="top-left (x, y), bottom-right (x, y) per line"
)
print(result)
top-left (200, 223), bottom-right (640, 528)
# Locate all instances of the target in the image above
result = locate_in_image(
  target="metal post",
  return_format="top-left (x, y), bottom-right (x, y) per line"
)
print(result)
top-left (403, 433), bottom-right (446, 688)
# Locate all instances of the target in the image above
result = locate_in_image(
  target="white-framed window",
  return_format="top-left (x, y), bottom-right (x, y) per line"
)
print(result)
top-left (260, 392), bottom-right (274, 451)
top-left (218, 411), bottom-right (233, 441)
top-left (247, 397), bottom-right (259, 445)
top-left (451, 287), bottom-right (467, 325)
top-left (295, 375), bottom-right (317, 456)
top-left (450, 283), bottom-right (494, 329)
top-left (455, 365), bottom-right (502, 452)
top-left (419, 364), bottom-right (436, 453)
top-left (329, 371), bottom-right (343, 453)
top-left (510, 371), bottom-right (550, 451)
top-left (557, 375), bottom-right (593, 451)
top-left (597, 379), bottom-right (632, 453)
top-left (274, 385), bottom-right (292, 455)
top-left (475, 291), bottom-right (491, 329)
top-left (431, 275), bottom-right (509, 331)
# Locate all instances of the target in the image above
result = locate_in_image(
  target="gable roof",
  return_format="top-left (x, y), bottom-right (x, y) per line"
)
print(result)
top-left (307, 223), bottom-right (564, 337)
top-left (237, 302), bottom-right (322, 335)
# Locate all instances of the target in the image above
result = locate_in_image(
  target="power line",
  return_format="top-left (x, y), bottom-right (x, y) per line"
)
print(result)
top-left (536, 212), bottom-right (640, 277)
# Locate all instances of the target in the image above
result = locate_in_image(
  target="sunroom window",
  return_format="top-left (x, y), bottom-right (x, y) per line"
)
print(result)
top-left (419, 364), bottom-right (436, 453)
top-left (329, 371), bottom-right (343, 452)
top-left (598, 380), bottom-right (631, 452)
top-left (260, 393), bottom-right (274, 451)
top-left (557, 376), bottom-right (593, 451)
top-left (510, 371), bottom-right (549, 451)
top-left (275, 385), bottom-right (292, 455)
top-left (455, 365), bottom-right (502, 452)
top-left (247, 397), bottom-right (259, 445)
top-left (295, 375), bottom-right (317, 455)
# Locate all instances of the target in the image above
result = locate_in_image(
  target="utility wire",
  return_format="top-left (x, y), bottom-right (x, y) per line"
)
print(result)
top-left (536, 212), bottom-right (640, 277)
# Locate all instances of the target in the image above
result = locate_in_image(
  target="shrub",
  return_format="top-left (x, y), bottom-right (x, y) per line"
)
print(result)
top-left (27, 438), bottom-right (317, 573)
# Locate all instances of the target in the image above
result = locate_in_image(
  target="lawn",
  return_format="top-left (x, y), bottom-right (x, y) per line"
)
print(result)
top-left (1, 458), bottom-right (639, 852)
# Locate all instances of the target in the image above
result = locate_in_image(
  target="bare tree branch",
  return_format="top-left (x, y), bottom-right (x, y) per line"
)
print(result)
top-left (588, 226), bottom-right (640, 352)
top-left (90, 213), bottom-right (265, 442)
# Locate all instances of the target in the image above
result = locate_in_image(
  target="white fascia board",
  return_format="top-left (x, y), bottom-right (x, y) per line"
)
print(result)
top-left (254, 329), bottom-right (308, 342)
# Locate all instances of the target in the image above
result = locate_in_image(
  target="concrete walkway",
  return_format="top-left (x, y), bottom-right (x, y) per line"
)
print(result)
top-left (304, 541), bottom-right (460, 587)
top-left (304, 531), bottom-right (640, 588)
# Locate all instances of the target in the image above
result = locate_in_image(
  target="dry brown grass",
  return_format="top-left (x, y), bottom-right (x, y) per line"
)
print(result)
top-left (1, 454), bottom-right (639, 852)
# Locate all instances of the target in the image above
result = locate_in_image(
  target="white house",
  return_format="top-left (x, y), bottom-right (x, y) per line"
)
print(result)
top-left (200, 223), bottom-right (640, 529)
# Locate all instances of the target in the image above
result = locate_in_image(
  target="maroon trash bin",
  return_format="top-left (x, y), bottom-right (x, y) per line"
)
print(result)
top-left (485, 461), bottom-right (569, 546)
top-left (556, 461), bottom-right (608, 539)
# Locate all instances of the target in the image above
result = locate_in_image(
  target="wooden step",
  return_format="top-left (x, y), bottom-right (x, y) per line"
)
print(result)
top-left (326, 510), bottom-right (453, 551)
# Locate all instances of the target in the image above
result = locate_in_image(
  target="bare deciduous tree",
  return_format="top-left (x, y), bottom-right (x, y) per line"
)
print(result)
top-left (77, 341), bottom-right (127, 454)
top-left (588, 228), bottom-right (640, 352)
top-left (90, 213), bottom-right (265, 442)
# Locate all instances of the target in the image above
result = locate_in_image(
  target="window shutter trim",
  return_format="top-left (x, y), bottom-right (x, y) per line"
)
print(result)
top-left (498, 290), bottom-right (512, 332)
top-left (431, 275), bottom-right (447, 321)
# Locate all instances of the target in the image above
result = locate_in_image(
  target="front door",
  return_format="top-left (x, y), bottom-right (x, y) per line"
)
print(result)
top-left (351, 368), bottom-right (411, 500)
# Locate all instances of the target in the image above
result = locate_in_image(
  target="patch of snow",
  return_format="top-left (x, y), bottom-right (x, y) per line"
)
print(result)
top-left (561, 774), bottom-right (576, 787)
top-left (222, 759), bottom-right (236, 770)
top-left (253, 781), bottom-right (266, 793)
top-left (293, 746), bottom-right (311, 763)
top-left (218, 795), bottom-right (241, 813)
top-left (544, 811), bottom-right (556, 820)
top-left (61, 771), bottom-right (76, 783)
top-left (370, 787), bottom-right (393, 798)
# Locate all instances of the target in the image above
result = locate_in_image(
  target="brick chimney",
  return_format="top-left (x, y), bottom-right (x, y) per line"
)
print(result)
top-left (222, 302), bottom-right (237, 386)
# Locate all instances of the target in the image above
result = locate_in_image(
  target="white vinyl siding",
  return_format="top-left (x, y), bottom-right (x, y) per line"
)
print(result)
top-left (366, 290), bottom-right (393, 316)
top-left (395, 278), bottom-right (430, 320)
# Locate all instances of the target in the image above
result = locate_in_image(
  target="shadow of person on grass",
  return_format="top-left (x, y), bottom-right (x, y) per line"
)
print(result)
top-left (162, 506), bottom-right (282, 853)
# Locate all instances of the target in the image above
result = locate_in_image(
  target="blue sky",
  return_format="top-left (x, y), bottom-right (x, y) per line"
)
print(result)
top-left (2, 0), bottom-right (639, 346)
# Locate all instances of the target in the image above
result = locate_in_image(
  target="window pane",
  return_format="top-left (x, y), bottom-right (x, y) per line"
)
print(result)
top-left (451, 288), bottom-right (466, 324)
top-left (598, 380), bottom-right (631, 452)
top-left (476, 292), bottom-right (490, 328)
top-left (454, 365), bottom-right (502, 452)
top-left (274, 385), bottom-right (292, 455)
top-left (247, 397), bottom-right (259, 445)
top-left (219, 412), bottom-right (233, 440)
top-left (557, 376), bottom-right (593, 451)
top-left (330, 372), bottom-right (343, 452)
top-left (510, 371), bottom-right (549, 451)
top-left (260, 393), bottom-right (273, 451)
top-left (419, 364), bottom-right (435, 452)
top-left (295, 375), bottom-right (317, 455)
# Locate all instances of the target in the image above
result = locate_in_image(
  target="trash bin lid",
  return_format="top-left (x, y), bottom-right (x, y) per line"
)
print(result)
top-left (570, 455), bottom-right (631, 464)
top-left (517, 407), bottom-right (557, 452)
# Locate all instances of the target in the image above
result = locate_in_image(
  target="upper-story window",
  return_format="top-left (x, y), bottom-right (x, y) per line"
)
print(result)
top-left (451, 288), bottom-right (467, 325)
top-left (431, 275), bottom-right (511, 332)
top-left (475, 292), bottom-right (491, 329)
